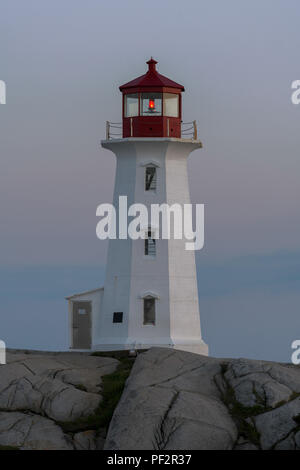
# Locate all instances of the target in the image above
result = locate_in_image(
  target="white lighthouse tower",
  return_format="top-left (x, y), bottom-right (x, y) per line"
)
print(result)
top-left (67, 58), bottom-right (208, 355)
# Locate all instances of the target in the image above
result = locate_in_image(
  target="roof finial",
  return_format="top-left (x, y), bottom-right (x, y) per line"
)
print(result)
top-left (146, 57), bottom-right (158, 73)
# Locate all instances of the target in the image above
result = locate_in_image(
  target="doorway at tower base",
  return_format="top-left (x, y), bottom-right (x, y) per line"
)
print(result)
top-left (93, 341), bottom-right (208, 356)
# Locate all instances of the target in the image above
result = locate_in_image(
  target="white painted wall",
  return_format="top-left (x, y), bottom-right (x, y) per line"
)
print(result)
top-left (165, 142), bottom-right (205, 351)
top-left (95, 138), bottom-right (208, 355)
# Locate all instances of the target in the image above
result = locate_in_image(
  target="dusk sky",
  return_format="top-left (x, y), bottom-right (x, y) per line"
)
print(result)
top-left (0, 0), bottom-right (299, 361)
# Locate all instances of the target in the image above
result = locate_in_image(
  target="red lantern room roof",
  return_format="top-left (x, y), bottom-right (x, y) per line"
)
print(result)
top-left (119, 58), bottom-right (185, 92)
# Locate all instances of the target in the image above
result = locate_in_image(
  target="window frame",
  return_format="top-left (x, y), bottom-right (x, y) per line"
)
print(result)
top-left (123, 92), bottom-right (181, 118)
top-left (143, 296), bottom-right (156, 326)
top-left (145, 165), bottom-right (157, 192)
top-left (124, 93), bottom-right (139, 117)
top-left (140, 92), bottom-right (162, 116)
top-left (163, 92), bottom-right (179, 118)
top-left (144, 228), bottom-right (156, 257)
top-left (113, 312), bottom-right (123, 323)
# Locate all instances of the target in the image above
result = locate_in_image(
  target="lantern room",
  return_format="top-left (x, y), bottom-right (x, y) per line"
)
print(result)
top-left (119, 58), bottom-right (184, 138)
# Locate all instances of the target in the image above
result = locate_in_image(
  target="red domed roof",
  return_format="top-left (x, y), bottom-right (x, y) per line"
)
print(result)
top-left (119, 58), bottom-right (185, 92)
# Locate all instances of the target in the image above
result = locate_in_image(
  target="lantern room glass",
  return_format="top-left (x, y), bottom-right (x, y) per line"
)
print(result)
top-left (163, 93), bottom-right (179, 117)
top-left (125, 93), bottom-right (139, 117)
top-left (141, 93), bottom-right (162, 116)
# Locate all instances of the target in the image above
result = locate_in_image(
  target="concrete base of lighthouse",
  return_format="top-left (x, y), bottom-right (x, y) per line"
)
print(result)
top-left (93, 339), bottom-right (208, 356)
top-left (66, 284), bottom-right (208, 355)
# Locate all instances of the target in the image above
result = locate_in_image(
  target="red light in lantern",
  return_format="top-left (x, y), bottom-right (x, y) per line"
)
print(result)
top-left (149, 99), bottom-right (155, 110)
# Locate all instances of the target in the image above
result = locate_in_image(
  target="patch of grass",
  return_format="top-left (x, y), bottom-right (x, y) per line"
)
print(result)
top-left (218, 363), bottom-right (262, 447)
top-left (59, 352), bottom-right (137, 433)
top-left (252, 385), bottom-right (266, 408)
top-left (274, 400), bottom-right (287, 409)
top-left (289, 391), bottom-right (300, 401)
top-left (273, 392), bottom-right (300, 409)
top-left (221, 378), bottom-right (265, 419)
top-left (238, 419), bottom-right (261, 446)
top-left (230, 401), bottom-right (266, 419)
top-left (97, 356), bottom-right (134, 428)
top-left (219, 367), bottom-right (300, 448)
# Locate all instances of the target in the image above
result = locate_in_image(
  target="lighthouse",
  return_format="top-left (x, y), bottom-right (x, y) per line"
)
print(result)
top-left (66, 58), bottom-right (208, 356)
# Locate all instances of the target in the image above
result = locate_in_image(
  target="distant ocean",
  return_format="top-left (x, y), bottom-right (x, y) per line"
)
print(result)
top-left (0, 252), bottom-right (299, 362)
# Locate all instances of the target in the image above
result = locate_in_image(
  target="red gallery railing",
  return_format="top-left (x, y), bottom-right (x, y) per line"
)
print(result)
top-left (105, 120), bottom-right (198, 140)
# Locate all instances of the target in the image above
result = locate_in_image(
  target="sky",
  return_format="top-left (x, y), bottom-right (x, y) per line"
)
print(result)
top-left (0, 0), bottom-right (299, 361)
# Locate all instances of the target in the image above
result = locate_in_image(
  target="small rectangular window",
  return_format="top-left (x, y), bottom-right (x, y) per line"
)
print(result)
top-left (125, 94), bottom-right (139, 117)
top-left (145, 230), bottom-right (156, 256)
top-left (113, 312), bottom-right (123, 323)
top-left (78, 308), bottom-right (87, 315)
top-left (143, 298), bottom-right (155, 325)
top-left (145, 166), bottom-right (156, 191)
top-left (163, 93), bottom-right (179, 117)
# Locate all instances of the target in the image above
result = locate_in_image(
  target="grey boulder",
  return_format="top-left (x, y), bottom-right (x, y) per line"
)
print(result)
top-left (105, 348), bottom-right (237, 450)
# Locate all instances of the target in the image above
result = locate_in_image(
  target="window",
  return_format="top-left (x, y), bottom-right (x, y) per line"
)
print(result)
top-left (145, 166), bottom-right (156, 191)
top-left (163, 93), bottom-right (179, 117)
top-left (143, 297), bottom-right (155, 325)
top-left (141, 93), bottom-right (162, 116)
top-left (78, 308), bottom-right (87, 315)
top-left (113, 312), bottom-right (123, 323)
top-left (125, 94), bottom-right (139, 117)
top-left (145, 229), bottom-right (156, 256)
